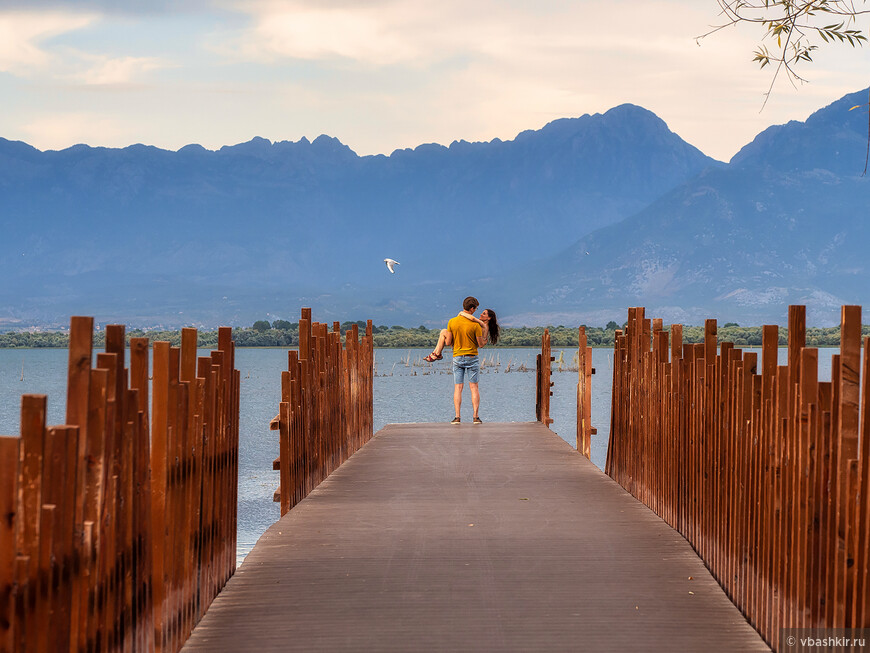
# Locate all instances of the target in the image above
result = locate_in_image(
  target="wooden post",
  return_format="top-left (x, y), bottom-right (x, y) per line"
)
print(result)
top-left (36, 504), bottom-right (56, 653)
top-left (796, 348), bottom-right (818, 629)
top-left (18, 395), bottom-right (47, 568)
top-left (0, 436), bottom-right (19, 652)
top-left (760, 324), bottom-right (778, 639)
top-left (834, 306), bottom-right (861, 627)
top-left (279, 400), bottom-right (291, 515)
top-left (576, 326), bottom-right (593, 459)
top-left (856, 337), bottom-right (870, 627)
top-left (537, 329), bottom-right (553, 426)
top-left (65, 316), bottom-right (92, 653)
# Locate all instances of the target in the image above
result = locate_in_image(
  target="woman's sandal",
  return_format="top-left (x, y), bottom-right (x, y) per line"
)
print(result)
top-left (423, 352), bottom-right (443, 362)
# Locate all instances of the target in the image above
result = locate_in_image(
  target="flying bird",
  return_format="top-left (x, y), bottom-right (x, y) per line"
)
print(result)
top-left (384, 258), bottom-right (400, 273)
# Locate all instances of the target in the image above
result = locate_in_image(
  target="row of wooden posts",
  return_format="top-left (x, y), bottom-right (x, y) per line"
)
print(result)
top-left (535, 326), bottom-right (595, 460)
top-left (271, 308), bottom-right (374, 516)
top-left (0, 318), bottom-right (240, 653)
top-left (606, 305), bottom-right (870, 650)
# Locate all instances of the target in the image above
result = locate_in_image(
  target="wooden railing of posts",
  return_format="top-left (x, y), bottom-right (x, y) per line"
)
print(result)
top-left (0, 317), bottom-right (240, 653)
top-left (575, 326), bottom-right (596, 459)
top-left (271, 308), bottom-right (374, 517)
top-left (535, 328), bottom-right (553, 426)
top-left (606, 305), bottom-right (870, 650)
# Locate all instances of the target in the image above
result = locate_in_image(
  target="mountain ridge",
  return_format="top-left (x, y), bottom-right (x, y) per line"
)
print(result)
top-left (0, 103), bottom-right (719, 327)
top-left (516, 88), bottom-right (870, 327)
top-left (4, 90), bottom-right (868, 328)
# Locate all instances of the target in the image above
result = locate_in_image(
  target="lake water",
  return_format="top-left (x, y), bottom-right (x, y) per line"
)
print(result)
top-left (0, 345), bottom-right (835, 563)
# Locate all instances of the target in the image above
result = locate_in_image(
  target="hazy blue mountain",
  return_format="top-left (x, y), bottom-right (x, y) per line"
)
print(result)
top-left (515, 89), bottom-right (870, 327)
top-left (731, 89), bottom-right (869, 175)
top-left (0, 104), bottom-right (717, 327)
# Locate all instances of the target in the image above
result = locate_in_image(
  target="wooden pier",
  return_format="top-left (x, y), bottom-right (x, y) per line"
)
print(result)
top-left (9, 305), bottom-right (866, 651)
top-left (183, 422), bottom-right (766, 652)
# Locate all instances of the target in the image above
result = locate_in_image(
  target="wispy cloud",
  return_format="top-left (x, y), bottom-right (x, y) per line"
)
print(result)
top-left (0, 10), bottom-right (167, 86)
top-left (240, 7), bottom-right (416, 64)
top-left (0, 1), bottom-right (223, 16)
top-left (220, 1), bottom-right (431, 65)
top-left (220, 0), bottom-right (711, 68)
top-left (74, 54), bottom-right (166, 86)
top-left (0, 11), bottom-right (96, 74)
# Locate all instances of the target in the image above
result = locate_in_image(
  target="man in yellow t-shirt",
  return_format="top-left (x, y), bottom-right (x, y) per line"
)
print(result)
top-left (447, 296), bottom-right (488, 425)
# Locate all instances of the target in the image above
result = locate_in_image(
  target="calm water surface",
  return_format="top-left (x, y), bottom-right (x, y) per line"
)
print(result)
top-left (0, 345), bottom-right (834, 563)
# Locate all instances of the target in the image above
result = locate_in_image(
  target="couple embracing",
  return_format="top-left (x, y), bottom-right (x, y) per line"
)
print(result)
top-left (423, 296), bottom-right (500, 424)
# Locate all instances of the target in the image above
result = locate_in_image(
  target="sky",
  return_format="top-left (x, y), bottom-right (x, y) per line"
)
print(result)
top-left (0, 0), bottom-right (868, 162)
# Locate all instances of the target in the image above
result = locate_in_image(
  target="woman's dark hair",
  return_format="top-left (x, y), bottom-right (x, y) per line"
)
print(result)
top-left (484, 308), bottom-right (500, 345)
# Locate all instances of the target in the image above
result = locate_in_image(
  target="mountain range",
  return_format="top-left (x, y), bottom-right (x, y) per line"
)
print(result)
top-left (509, 89), bottom-right (870, 327)
top-left (1, 89), bottom-right (867, 328)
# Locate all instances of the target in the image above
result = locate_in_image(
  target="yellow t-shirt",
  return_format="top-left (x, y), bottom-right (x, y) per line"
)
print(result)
top-left (448, 313), bottom-right (482, 356)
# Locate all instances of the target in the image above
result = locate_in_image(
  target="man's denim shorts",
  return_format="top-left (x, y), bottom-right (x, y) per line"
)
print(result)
top-left (453, 354), bottom-right (480, 385)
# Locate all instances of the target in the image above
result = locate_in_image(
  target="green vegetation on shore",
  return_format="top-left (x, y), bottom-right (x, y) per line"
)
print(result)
top-left (2, 320), bottom-right (870, 349)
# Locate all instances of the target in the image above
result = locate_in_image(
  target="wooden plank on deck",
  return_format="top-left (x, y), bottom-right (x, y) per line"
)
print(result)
top-left (183, 423), bottom-right (767, 652)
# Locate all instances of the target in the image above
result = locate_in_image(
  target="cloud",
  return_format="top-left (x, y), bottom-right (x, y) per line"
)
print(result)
top-left (249, 9), bottom-right (414, 64)
top-left (75, 55), bottom-right (166, 85)
top-left (221, 0), bottom-right (715, 68)
top-left (0, 10), bottom-right (167, 85)
top-left (222, 2), bottom-right (427, 65)
top-left (0, 11), bottom-right (95, 74)
top-left (219, 0), bottom-right (579, 68)
top-left (0, 1), bottom-right (223, 15)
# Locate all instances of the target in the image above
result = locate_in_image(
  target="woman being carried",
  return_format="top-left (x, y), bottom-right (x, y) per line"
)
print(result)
top-left (423, 308), bottom-right (500, 362)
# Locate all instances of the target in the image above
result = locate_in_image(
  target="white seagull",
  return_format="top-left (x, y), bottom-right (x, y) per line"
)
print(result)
top-left (384, 258), bottom-right (400, 274)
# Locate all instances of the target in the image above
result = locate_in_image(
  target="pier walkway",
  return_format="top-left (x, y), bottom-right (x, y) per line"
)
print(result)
top-left (182, 422), bottom-right (767, 652)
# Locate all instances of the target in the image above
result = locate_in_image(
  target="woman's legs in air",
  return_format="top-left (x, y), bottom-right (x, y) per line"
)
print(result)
top-left (434, 329), bottom-right (452, 356)
top-left (424, 329), bottom-right (452, 361)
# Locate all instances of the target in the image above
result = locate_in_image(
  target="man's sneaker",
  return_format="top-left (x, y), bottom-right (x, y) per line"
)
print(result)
top-left (473, 417), bottom-right (483, 424)
top-left (451, 417), bottom-right (461, 425)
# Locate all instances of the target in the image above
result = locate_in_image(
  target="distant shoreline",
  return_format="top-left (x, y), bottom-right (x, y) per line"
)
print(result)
top-left (1, 324), bottom-right (866, 349)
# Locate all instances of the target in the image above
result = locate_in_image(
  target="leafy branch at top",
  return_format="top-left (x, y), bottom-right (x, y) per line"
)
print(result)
top-left (699, 1), bottom-right (869, 105)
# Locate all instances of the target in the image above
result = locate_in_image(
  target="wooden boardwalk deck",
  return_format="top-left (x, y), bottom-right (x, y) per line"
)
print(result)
top-left (183, 423), bottom-right (768, 652)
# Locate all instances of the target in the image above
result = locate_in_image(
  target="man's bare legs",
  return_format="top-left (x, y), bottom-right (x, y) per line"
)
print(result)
top-left (453, 383), bottom-right (463, 419)
top-left (454, 383), bottom-right (480, 420)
